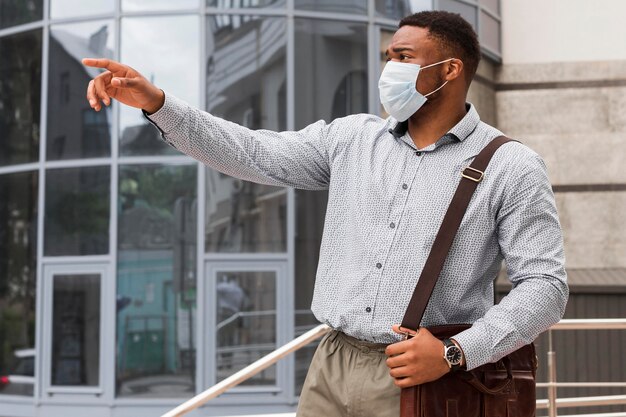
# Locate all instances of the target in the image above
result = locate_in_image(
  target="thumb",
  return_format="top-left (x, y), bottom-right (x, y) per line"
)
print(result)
top-left (111, 77), bottom-right (140, 88)
top-left (392, 324), bottom-right (419, 338)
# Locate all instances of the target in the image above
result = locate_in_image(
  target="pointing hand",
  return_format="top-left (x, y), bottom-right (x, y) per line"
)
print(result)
top-left (82, 58), bottom-right (165, 114)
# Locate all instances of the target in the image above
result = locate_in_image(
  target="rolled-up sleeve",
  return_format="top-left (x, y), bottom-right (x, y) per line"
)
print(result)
top-left (453, 153), bottom-right (569, 370)
top-left (142, 92), bottom-right (335, 190)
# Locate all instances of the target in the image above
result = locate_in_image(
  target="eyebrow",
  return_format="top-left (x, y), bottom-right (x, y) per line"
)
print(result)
top-left (385, 46), bottom-right (415, 57)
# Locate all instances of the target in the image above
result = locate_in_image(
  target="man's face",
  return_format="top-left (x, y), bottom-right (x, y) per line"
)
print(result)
top-left (385, 26), bottom-right (446, 96)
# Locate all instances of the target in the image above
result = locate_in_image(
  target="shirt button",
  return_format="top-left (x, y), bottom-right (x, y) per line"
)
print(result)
top-left (365, 307), bottom-right (372, 313)
top-left (376, 262), bottom-right (382, 269)
top-left (415, 151), bottom-right (422, 156)
top-left (402, 183), bottom-right (408, 190)
top-left (389, 222), bottom-right (395, 229)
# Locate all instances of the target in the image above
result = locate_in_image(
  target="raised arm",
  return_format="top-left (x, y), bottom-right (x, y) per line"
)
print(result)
top-left (83, 58), bottom-right (333, 190)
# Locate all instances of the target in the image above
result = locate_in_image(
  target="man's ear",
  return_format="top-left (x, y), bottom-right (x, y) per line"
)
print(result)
top-left (445, 58), bottom-right (464, 81)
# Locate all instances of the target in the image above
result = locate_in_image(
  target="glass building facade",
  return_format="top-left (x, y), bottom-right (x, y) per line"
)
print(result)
top-left (0, 0), bottom-right (500, 415)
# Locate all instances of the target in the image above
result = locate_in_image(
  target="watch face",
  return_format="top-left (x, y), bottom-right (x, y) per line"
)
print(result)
top-left (446, 346), bottom-right (462, 365)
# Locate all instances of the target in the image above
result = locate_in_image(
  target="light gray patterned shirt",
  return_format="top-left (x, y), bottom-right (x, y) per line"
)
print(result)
top-left (144, 93), bottom-right (568, 370)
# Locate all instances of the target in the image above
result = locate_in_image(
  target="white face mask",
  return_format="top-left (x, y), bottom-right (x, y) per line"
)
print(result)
top-left (378, 58), bottom-right (454, 122)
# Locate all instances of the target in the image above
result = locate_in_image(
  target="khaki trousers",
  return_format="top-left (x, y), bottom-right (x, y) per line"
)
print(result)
top-left (297, 330), bottom-right (400, 417)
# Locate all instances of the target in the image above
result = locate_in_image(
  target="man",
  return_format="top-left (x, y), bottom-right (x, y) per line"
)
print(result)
top-left (83, 11), bottom-right (568, 416)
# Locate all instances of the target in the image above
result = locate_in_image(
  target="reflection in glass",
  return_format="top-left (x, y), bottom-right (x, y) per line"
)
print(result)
top-left (216, 271), bottom-right (276, 385)
top-left (206, 175), bottom-right (287, 252)
top-left (207, 0), bottom-right (284, 8)
top-left (50, 0), bottom-right (114, 20)
top-left (379, 29), bottom-right (394, 117)
top-left (44, 166), bottom-right (110, 256)
top-left (123, 0), bottom-right (199, 11)
top-left (48, 21), bottom-right (114, 160)
top-left (120, 16), bottom-right (199, 156)
top-left (0, 0), bottom-right (43, 29)
top-left (0, 172), bottom-right (38, 397)
top-left (205, 16), bottom-right (287, 253)
top-left (51, 274), bottom-right (100, 386)
top-left (480, 0), bottom-right (499, 15)
top-left (295, 0), bottom-right (366, 14)
top-left (375, 0), bottom-right (431, 21)
top-left (294, 189), bottom-right (327, 394)
top-left (0, 30), bottom-right (42, 167)
top-left (117, 164), bottom-right (197, 398)
top-left (439, 0), bottom-right (477, 29)
top-left (480, 10), bottom-right (500, 53)
top-left (294, 19), bottom-right (367, 128)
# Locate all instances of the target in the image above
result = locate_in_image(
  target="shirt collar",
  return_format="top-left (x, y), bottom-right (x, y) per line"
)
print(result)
top-left (388, 103), bottom-right (480, 142)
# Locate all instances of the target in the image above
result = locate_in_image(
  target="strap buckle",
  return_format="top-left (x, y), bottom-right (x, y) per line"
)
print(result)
top-left (461, 166), bottom-right (484, 183)
top-left (398, 326), bottom-right (419, 340)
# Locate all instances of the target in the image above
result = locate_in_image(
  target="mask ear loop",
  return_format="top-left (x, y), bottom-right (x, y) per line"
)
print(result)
top-left (421, 58), bottom-right (456, 97)
top-left (420, 57), bottom-right (455, 70)
top-left (424, 79), bottom-right (449, 97)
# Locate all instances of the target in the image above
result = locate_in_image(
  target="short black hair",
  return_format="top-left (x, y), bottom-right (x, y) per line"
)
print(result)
top-left (399, 10), bottom-right (481, 84)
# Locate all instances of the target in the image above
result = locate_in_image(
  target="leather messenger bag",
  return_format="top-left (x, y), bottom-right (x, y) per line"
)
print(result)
top-left (399, 136), bottom-right (538, 417)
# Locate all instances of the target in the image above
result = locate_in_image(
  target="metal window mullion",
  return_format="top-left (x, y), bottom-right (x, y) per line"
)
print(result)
top-left (196, 3), bottom-right (208, 396)
top-left (285, 0), bottom-right (297, 402)
top-left (43, 158), bottom-right (113, 169)
top-left (0, 163), bottom-right (40, 175)
top-left (0, 20), bottom-right (45, 38)
top-left (46, 12), bottom-right (115, 26)
top-left (367, 0), bottom-right (378, 115)
top-left (116, 155), bottom-right (197, 165)
top-left (117, 8), bottom-right (202, 18)
top-left (480, 5), bottom-right (500, 20)
top-left (34, 0), bottom-right (51, 404)
top-left (205, 7), bottom-right (287, 16)
top-left (104, 0), bottom-right (122, 404)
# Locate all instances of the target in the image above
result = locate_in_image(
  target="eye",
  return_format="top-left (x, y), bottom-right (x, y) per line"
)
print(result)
top-left (400, 54), bottom-right (409, 60)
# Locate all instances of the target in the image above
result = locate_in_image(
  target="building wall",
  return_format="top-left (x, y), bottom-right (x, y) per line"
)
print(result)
top-left (497, 1), bottom-right (626, 270)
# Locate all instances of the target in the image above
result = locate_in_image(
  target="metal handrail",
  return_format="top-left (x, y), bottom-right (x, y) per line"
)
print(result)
top-left (161, 324), bottom-right (331, 417)
top-left (161, 319), bottom-right (626, 417)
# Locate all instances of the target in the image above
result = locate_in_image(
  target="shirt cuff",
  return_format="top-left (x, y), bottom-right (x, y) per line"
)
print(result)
top-left (450, 323), bottom-right (491, 371)
top-left (141, 91), bottom-right (188, 138)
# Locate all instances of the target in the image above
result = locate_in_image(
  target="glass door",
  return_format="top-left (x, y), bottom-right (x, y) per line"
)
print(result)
top-left (204, 261), bottom-right (289, 399)
top-left (42, 264), bottom-right (109, 399)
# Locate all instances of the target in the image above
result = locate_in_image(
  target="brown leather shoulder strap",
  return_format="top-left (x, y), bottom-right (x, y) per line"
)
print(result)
top-left (400, 136), bottom-right (516, 332)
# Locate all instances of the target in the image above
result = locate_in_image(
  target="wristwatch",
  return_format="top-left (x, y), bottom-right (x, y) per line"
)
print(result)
top-left (443, 338), bottom-right (464, 372)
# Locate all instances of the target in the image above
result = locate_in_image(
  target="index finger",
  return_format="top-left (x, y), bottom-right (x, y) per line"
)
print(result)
top-left (385, 338), bottom-right (412, 357)
top-left (82, 58), bottom-right (126, 71)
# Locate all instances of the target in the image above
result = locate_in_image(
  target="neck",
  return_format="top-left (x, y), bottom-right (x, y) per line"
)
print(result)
top-left (406, 99), bottom-right (467, 150)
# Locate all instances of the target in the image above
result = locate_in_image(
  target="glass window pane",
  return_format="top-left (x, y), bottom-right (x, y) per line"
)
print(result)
top-left (216, 271), bottom-right (275, 385)
top-left (295, 0), bottom-right (366, 14)
top-left (205, 175), bottom-right (287, 253)
top-left (51, 274), bottom-right (101, 386)
top-left (205, 16), bottom-right (287, 253)
top-left (207, 0), bottom-right (284, 8)
top-left (50, 0), bottom-right (114, 20)
top-left (123, 0), bottom-right (199, 11)
top-left (0, 30), bottom-right (42, 167)
top-left (294, 19), bottom-right (368, 128)
top-left (294, 189), bottom-right (327, 394)
top-left (48, 21), bottom-right (114, 160)
top-left (480, 0), bottom-right (499, 15)
top-left (117, 164), bottom-right (197, 398)
top-left (0, 171), bottom-right (38, 397)
top-left (0, 0), bottom-right (43, 29)
top-left (44, 166), bottom-right (110, 256)
top-left (480, 10), bottom-right (500, 53)
top-left (438, 0), bottom-right (477, 30)
top-left (120, 16), bottom-right (199, 156)
top-left (379, 29), bottom-right (394, 117)
top-left (376, 0), bottom-right (431, 21)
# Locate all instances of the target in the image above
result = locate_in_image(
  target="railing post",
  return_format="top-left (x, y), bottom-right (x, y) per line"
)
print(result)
top-left (547, 329), bottom-right (558, 417)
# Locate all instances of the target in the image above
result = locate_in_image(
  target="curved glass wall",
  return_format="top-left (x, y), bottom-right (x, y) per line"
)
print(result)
top-left (0, 0), bottom-right (501, 414)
